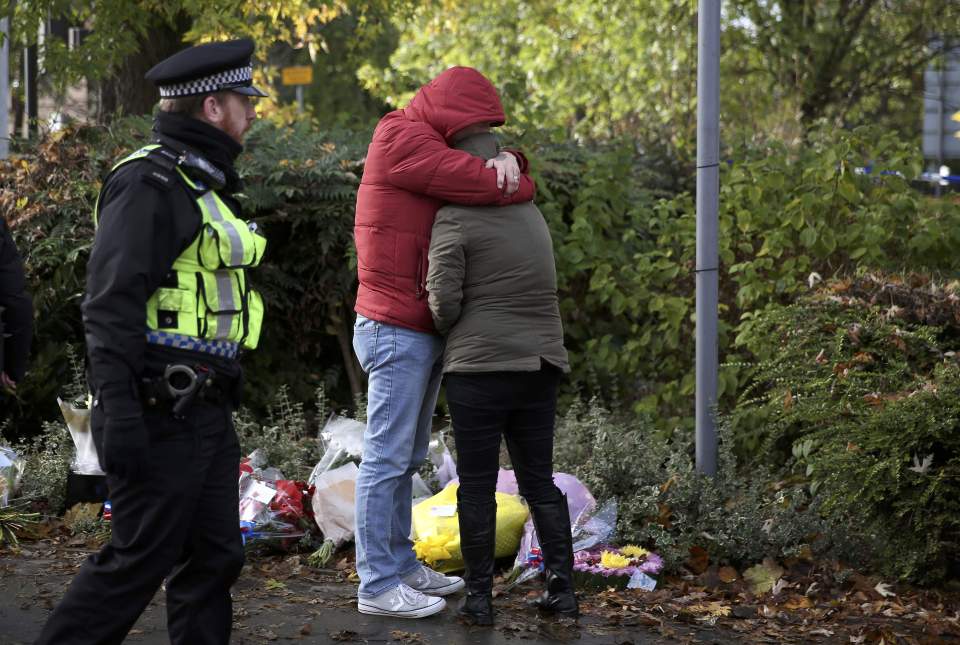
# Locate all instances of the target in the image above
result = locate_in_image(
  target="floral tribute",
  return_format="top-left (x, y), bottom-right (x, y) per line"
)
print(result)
top-left (571, 544), bottom-right (663, 590)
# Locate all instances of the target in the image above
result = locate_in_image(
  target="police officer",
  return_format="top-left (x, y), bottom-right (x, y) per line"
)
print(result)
top-left (37, 39), bottom-right (268, 645)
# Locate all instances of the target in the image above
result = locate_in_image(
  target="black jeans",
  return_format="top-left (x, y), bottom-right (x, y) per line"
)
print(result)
top-left (445, 366), bottom-right (563, 507)
top-left (36, 400), bottom-right (243, 645)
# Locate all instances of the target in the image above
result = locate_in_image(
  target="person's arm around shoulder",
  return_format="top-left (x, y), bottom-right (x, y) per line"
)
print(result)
top-left (0, 219), bottom-right (33, 388)
top-left (384, 122), bottom-right (535, 206)
top-left (426, 210), bottom-right (467, 334)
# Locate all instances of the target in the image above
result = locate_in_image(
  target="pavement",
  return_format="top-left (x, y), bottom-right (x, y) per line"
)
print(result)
top-left (0, 547), bottom-right (739, 644)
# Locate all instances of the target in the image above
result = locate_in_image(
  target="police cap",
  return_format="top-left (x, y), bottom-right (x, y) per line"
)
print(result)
top-left (145, 38), bottom-right (268, 99)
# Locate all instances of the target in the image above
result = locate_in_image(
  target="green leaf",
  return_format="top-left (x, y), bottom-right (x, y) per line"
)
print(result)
top-left (837, 179), bottom-right (861, 204)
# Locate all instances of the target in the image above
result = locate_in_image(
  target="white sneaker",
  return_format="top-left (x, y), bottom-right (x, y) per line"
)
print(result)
top-left (402, 564), bottom-right (466, 596)
top-left (357, 583), bottom-right (446, 618)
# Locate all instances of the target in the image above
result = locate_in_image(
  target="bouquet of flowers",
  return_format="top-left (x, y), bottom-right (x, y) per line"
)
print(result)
top-left (572, 544), bottom-right (663, 590)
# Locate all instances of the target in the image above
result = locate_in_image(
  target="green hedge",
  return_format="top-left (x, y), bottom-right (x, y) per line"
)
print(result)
top-left (2, 120), bottom-right (959, 443)
top-left (2, 118), bottom-right (959, 583)
top-left (0, 118), bottom-right (368, 434)
top-left (726, 275), bottom-right (960, 583)
top-left (542, 126), bottom-right (960, 430)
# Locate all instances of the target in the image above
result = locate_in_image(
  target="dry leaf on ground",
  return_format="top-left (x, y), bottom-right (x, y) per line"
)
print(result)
top-left (743, 559), bottom-right (785, 595)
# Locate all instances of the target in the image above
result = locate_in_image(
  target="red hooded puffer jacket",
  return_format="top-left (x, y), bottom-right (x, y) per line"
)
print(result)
top-left (354, 66), bottom-right (535, 333)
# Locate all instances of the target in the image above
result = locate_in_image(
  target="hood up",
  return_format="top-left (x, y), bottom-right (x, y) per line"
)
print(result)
top-left (404, 66), bottom-right (506, 143)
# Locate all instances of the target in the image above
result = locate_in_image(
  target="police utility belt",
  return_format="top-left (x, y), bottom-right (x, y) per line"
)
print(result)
top-left (140, 363), bottom-right (236, 418)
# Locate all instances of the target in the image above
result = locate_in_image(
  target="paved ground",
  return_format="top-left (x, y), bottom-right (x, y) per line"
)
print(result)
top-left (7, 542), bottom-right (956, 644)
top-left (0, 547), bottom-right (738, 644)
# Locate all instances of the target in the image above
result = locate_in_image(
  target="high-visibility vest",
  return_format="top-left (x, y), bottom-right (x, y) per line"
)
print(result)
top-left (95, 144), bottom-right (266, 350)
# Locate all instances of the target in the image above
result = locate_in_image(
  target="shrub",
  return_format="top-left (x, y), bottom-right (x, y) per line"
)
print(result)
top-left (237, 120), bottom-right (368, 414)
top-left (0, 119), bottom-right (153, 435)
top-left (5, 119), bottom-right (959, 447)
top-left (541, 126), bottom-right (960, 428)
top-left (728, 275), bottom-right (960, 583)
top-left (5, 420), bottom-right (73, 514)
top-left (553, 399), bottom-right (865, 575)
top-left (234, 385), bottom-right (326, 482)
top-left (0, 118), bottom-right (369, 438)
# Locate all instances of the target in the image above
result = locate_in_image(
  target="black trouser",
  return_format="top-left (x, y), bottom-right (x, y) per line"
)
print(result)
top-left (36, 399), bottom-right (244, 645)
top-left (445, 366), bottom-right (563, 508)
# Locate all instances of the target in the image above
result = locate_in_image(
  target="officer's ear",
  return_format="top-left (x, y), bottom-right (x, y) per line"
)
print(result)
top-left (198, 93), bottom-right (226, 127)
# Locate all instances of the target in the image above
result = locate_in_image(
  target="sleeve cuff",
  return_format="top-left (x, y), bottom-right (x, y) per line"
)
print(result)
top-left (503, 148), bottom-right (529, 174)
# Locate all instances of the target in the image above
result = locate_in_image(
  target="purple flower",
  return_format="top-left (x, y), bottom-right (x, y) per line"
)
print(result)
top-left (638, 552), bottom-right (663, 574)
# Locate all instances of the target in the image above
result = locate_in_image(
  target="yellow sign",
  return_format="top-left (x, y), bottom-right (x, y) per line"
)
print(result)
top-left (281, 66), bottom-right (313, 86)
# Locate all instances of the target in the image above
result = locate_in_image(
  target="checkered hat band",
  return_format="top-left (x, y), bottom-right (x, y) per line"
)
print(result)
top-left (158, 66), bottom-right (253, 98)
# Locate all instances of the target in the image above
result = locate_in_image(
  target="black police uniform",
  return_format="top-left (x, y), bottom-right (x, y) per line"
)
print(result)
top-left (0, 218), bottom-right (33, 382)
top-left (37, 39), bottom-right (267, 645)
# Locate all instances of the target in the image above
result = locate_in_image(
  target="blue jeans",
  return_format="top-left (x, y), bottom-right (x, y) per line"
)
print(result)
top-left (352, 315), bottom-right (444, 597)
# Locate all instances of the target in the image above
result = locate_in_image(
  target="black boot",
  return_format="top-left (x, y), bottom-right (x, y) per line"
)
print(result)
top-left (529, 492), bottom-right (579, 617)
top-left (456, 490), bottom-right (496, 626)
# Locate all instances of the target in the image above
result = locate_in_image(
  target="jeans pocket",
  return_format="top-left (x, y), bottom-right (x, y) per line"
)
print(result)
top-left (354, 314), bottom-right (378, 332)
top-left (353, 316), bottom-right (378, 374)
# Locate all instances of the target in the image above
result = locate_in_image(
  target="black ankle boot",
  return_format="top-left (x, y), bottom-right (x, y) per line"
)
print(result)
top-left (456, 490), bottom-right (496, 626)
top-left (529, 493), bottom-right (579, 618)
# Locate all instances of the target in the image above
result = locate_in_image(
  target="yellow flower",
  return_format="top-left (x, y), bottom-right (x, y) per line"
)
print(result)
top-left (413, 533), bottom-right (454, 565)
top-left (600, 550), bottom-right (632, 570)
top-left (621, 545), bottom-right (649, 559)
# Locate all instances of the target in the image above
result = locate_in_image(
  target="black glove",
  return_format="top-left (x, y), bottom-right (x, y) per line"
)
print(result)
top-left (96, 383), bottom-right (150, 481)
top-left (101, 417), bottom-right (150, 481)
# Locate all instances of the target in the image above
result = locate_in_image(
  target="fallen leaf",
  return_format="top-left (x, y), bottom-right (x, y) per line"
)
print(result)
top-left (908, 454), bottom-right (933, 475)
top-left (731, 604), bottom-right (757, 619)
top-left (784, 595), bottom-right (813, 610)
top-left (656, 503), bottom-right (673, 528)
top-left (329, 630), bottom-right (358, 642)
top-left (743, 559), bottom-right (785, 595)
top-left (771, 578), bottom-right (789, 596)
top-left (863, 392), bottom-right (884, 408)
top-left (783, 388), bottom-right (794, 410)
top-left (848, 323), bottom-right (862, 344)
top-left (687, 601), bottom-right (730, 617)
top-left (718, 566), bottom-right (738, 583)
top-left (874, 582), bottom-right (896, 598)
top-left (299, 623), bottom-right (312, 636)
top-left (63, 503), bottom-right (102, 533)
top-left (264, 578), bottom-right (286, 591)
top-left (808, 627), bottom-right (834, 637)
top-left (686, 546), bottom-right (710, 574)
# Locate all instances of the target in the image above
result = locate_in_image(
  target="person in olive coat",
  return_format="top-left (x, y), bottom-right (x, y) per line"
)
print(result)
top-left (426, 129), bottom-right (578, 625)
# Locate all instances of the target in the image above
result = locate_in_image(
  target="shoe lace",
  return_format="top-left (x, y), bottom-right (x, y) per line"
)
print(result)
top-left (420, 565), bottom-right (446, 585)
top-left (397, 583), bottom-right (429, 606)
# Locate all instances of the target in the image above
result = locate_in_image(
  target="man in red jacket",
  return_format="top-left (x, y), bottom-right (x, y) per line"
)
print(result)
top-left (352, 67), bottom-right (535, 618)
